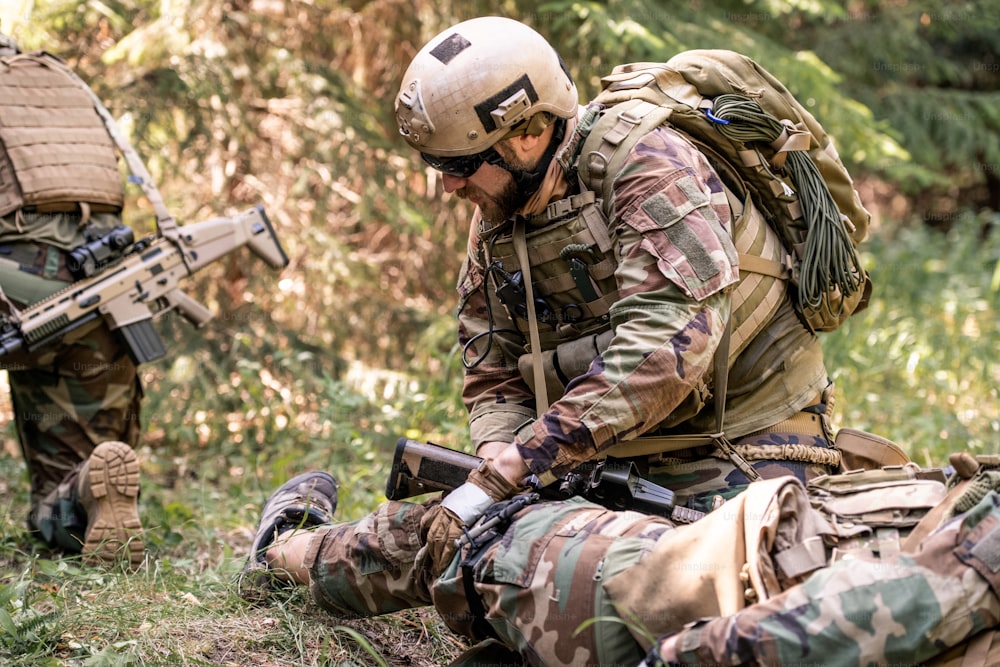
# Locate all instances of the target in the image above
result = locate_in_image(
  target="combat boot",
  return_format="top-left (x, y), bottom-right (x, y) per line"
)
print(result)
top-left (238, 471), bottom-right (337, 598)
top-left (77, 440), bottom-right (144, 569)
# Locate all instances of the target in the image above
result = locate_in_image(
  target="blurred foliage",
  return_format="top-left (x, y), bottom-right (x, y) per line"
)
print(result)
top-left (0, 0), bottom-right (997, 478)
top-left (823, 211), bottom-right (1000, 464)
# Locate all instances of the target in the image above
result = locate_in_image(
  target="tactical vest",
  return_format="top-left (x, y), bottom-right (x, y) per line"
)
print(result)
top-left (482, 144), bottom-right (787, 383)
top-left (0, 52), bottom-right (124, 219)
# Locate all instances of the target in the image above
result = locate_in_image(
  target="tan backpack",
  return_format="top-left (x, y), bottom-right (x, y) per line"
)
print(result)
top-left (574, 49), bottom-right (872, 332)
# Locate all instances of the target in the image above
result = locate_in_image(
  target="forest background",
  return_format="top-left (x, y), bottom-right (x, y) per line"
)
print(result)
top-left (0, 0), bottom-right (998, 665)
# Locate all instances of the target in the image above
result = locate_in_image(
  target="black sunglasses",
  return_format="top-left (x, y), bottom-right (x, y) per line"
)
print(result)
top-left (421, 145), bottom-right (506, 178)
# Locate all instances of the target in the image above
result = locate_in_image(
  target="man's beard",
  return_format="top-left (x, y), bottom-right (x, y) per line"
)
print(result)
top-left (459, 178), bottom-right (522, 225)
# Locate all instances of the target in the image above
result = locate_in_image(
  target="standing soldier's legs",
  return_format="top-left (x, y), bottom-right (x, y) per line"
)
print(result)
top-left (9, 319), bottom-right (143, 565)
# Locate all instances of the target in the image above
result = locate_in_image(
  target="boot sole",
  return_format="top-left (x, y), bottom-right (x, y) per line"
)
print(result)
top-left (82, 441), bottom-right (144, 569)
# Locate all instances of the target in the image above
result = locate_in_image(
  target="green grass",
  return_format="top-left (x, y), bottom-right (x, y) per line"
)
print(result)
top-left (822, 213), bottom-right (1000, 466)
top-left (1, 214), bottom-right (999, 665)
top-left (0, 346), bottom-right (470, 665)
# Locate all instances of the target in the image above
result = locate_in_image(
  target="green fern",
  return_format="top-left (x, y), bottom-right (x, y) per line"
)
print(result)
top-left (0, 582), bottom-right (61, 656)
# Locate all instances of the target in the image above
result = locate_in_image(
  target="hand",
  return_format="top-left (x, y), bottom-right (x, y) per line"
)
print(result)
top-left (476, 442), bottom-right (531, 488)
top-left (639, 635), bottom-right (681, 666)
top-left (419, 459), bottom-right (519, 576)
top-left (419, 502), bottom-right (465, 577)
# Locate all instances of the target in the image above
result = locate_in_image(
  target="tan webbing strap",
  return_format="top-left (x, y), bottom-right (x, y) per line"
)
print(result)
top-left (604, 433), bottom-right (717, 458)
top-left (513, 220), bottom-right (549, 415)
top-left (708, 319), bottom-right (761, 481)
top-left (960, 630), bottom-right (996, 667)
top-left (0, 281), bottom-right (22, 322)
top-left (40, 54), bottom-right (180, 241)
top-left (602, 408), bottom-right (830, 460)
top-left (737, 251), bottom-right (790, 280)
top-left (901, 478), bottom-right (973, 553)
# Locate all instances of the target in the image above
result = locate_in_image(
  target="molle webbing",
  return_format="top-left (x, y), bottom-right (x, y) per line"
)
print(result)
top-left (486, 190), bottom-right (619, 349)
top-left (725, 189), bottom-right (787, 359)
top-left (0, 52), bottom-right (124, 217)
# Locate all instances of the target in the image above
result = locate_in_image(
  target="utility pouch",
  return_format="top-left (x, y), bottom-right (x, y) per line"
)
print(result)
top-left (835, 427), bottom-right (910, 471)
top-left (809, 466), bottom-right (947, 562)
top-left (517, 330), bottom-right (613, 399)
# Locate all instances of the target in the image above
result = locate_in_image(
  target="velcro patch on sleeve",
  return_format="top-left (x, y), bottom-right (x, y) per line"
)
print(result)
top-left (633, 174), bottom-right (738, 300)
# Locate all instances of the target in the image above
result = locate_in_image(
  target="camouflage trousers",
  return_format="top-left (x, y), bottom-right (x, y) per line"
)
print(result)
top-left (1, 245), bottom-right (142, 552)
top-left (303, 496), bottom-right (672, 667)
top-left (302, 487), bottom-right (1000, 667)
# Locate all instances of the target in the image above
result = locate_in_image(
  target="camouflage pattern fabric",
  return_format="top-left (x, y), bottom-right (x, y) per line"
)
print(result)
top-left (303, 484), bottom-right (1000, 667)
top-left (304, 500), bottom-right (434, 617)
top-left (304, 495), bottom-right (675, 665)
top-left (1, 234), bottom-right (142, 552)
top-left (457, 124), bottom-right (829, 484)
top-left (660, 491), bottom-right (1000, 667)
top-left (434, 496), bottom-right (673, 666)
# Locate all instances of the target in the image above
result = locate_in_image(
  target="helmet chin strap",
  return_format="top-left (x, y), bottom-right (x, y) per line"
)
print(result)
top-left (499, 118), bottom-right (567, 206)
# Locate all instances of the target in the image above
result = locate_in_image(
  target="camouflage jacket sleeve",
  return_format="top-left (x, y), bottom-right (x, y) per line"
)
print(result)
top-left (461, 127), bottom-right (740, 479)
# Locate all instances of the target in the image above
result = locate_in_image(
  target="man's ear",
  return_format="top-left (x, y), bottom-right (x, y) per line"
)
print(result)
top-left (507, 125), bottom-right (551, 161)
top-left (514, 132), bottom-right (543, 154)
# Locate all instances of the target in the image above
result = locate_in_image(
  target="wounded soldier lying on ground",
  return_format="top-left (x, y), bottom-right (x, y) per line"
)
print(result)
top-left (239, 451), bottom-right (1000, 667)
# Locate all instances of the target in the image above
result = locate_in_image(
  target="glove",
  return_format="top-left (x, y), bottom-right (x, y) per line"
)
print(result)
top-left (638, 634), bottom-right (684, 667)
top-left (419, 459), bottom-right (518, 576)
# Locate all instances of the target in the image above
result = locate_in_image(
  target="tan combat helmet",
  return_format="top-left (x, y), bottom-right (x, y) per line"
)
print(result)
top-left (395, 16), bottom-right (578, 158)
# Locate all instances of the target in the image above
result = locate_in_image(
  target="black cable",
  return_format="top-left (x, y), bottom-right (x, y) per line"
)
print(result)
top-left (462, 232), bottom-right (525, 369)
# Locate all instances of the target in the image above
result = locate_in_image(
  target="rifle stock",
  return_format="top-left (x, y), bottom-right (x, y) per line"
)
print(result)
top-left (0, 205), bottom-right (288, 363)
top-left (385, 438), bottom-right (481, 501)
top-left (385, 437), bottom-right (705, 523)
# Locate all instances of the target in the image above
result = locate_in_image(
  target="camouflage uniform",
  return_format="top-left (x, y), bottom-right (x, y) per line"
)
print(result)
top-left (0, 44), bottom-right (143, 552)
top-left (1, 212), bottom-right (142, 552)
top-left (460, 122), bottom-right (832, 507)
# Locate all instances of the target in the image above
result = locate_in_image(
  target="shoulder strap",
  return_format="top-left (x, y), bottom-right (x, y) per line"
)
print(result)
top-left (513, 219), bottom-right (549, 415)
top-left (577, 99), bottom-right (673, 216)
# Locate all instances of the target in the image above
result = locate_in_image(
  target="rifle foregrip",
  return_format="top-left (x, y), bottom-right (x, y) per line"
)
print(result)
top-left (385, 438), bottom-right (482, 501)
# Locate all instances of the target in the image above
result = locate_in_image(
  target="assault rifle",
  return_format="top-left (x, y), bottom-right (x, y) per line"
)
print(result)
top-left (386, 438), bottom-right (704, 524)
top-left (0, 205), bottom-right (288, 364)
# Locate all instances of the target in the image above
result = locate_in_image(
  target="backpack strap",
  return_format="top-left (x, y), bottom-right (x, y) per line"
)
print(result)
top-left (577, 99), bottom-right (673, 213)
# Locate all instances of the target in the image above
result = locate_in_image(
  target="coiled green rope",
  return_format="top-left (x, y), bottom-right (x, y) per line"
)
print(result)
top-left (954, 470), bottom-right (1000, 515)
top-left (709, 94), bottom-right (865, 318)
